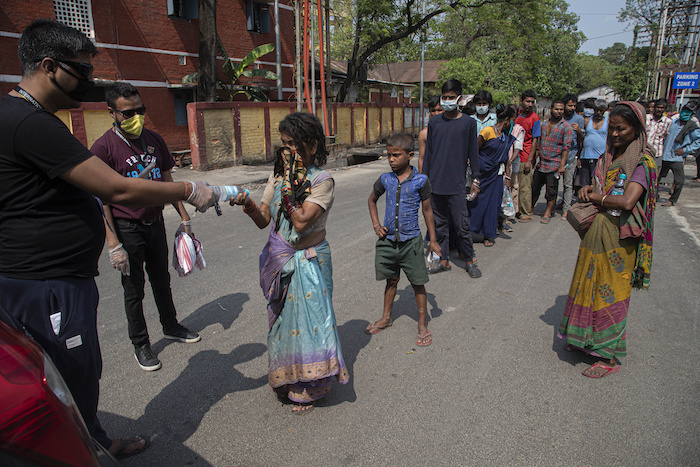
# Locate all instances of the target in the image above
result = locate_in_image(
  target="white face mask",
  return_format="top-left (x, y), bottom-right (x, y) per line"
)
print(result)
top-left (476, 105), bottom-right (489, 115)
top-left (583, 108), bottom-right (594, 117)
top-left (440, 96), bottom-right (459, 112)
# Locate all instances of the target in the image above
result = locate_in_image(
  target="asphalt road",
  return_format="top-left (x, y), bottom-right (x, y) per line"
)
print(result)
top-left (94, 158), bottom-right (699, 466)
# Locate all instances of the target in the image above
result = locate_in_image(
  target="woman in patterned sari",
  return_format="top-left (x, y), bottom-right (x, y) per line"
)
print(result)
top-left (558, 101), bottom-right (657, 378)
top-left (469, 105), bottom-right (516, 246)
top-left (235, 113), bottom-right (348, 413)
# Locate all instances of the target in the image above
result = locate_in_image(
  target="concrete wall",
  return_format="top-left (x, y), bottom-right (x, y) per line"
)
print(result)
top-left (187, 102), bottom-right (422, 170)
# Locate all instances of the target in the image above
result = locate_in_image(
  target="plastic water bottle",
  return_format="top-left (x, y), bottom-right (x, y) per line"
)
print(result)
top-left (608, 173), bottom-right (626, 217)
top-left (212, 185), bottom-right (250, 203)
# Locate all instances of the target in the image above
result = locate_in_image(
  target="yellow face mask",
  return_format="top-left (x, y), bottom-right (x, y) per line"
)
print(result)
top-left (118, 114), bottom-right (145, 137)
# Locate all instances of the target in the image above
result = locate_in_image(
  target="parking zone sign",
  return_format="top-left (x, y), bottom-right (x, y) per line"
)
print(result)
top-left (673, 72), bottom-right (699, 89)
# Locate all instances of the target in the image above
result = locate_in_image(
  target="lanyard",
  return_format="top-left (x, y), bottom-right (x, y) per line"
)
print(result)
top-left (112, 126), bottom-right (148, 164)
top-left (14, 86), bottom-right (43, 110)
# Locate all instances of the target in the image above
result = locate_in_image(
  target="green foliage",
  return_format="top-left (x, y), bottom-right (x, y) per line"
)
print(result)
top-left (575, 54), bottom-right (616, 94)
top-left (183, 42), bottom-right (277, 101)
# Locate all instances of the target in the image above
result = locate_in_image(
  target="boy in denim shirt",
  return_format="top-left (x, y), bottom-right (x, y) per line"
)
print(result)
top-left (366, 133), bottom-right (441, 346)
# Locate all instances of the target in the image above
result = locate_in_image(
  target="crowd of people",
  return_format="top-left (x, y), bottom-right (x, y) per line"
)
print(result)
top-left (0, 18), bottom-right (694, 461)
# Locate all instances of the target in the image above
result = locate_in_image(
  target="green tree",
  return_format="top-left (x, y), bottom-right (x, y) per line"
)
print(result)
top-left (330, 0), bottom-right (517, 102)
top-left (575, 54), bottom-right (616, 94)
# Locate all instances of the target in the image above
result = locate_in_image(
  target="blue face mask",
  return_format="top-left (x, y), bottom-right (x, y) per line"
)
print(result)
top-left (440, 96), bottom-right (459, 112)
top-left (680, 109), bottom-right (693, 122)
top-left (583, 108), bottom-right (594, 117)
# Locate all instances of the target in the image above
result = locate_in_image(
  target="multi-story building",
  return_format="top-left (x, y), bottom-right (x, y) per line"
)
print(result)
top-left (0, 0), bottom-right (296, 151)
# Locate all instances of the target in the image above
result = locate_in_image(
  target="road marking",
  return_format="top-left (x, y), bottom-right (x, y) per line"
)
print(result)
top-left (669, 207), bottom-right (700, 249)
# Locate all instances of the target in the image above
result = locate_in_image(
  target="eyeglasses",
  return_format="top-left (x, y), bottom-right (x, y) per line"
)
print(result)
top-left (55, 59), bottom-right (94, 80)
top-left (112, 106), bottom-right (147, 119)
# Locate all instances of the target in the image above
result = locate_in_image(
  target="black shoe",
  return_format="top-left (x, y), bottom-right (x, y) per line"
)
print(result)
top-left (466, 263), bottom-right (482, 278)
top-left (163, 324), bottom-right (201, 343)
top-left (134, 344), bottom-right (161, 371)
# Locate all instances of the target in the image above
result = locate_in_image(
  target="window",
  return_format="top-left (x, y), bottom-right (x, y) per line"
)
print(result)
top-left (246, 0), bottom-right (270, 34)
top-left (53, 0), bottom-right (95, 38)
top-left (173, 90), bottom-right (195, 126)
top-left (167, 0), bottom-right (198, 20)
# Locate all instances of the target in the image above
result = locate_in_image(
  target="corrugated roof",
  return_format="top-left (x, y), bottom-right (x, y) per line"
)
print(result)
top-left (368, 61), bottom-right (448, 83)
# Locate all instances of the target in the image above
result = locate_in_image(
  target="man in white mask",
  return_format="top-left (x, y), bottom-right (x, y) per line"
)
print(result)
top-left (91, 83), bottom-right (201, 373)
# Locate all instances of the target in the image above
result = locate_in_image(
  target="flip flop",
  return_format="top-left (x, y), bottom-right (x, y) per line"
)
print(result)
top-left (519, 216), bottom-right (532, 223)
top-left (292, 403), bottom-right (314, 415)
top-left (582, 362), bottom-right (621, 378)
top-left (109, 436), bottom-right (150, 460)
top-left (365, 320), bottom-right (392, 335)
top-left (416, 331), bottom-right (432, 347)
top-left (484, 239), bottom-right (495, 247)
top-left (540, 217), bottom-right (551, 224)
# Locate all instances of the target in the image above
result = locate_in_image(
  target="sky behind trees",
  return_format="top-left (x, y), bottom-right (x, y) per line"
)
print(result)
top-left (566, 0), bottom-right (635, 55)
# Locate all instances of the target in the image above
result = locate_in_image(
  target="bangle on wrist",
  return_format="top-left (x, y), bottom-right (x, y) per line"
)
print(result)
top-left (184, 181), bottom-right (195, 201)
top-left (109, 243), bottom-right (123, 254)
top-left (601, 195), bottom-right (607, 207)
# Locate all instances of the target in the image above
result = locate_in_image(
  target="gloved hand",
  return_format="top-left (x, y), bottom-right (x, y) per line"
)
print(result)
top-left (109, 243), bottom-right (130, 276)
top-left (175, 220), bottom-right (192, 235)
top-left (186, 181), bottom-right (216, 213)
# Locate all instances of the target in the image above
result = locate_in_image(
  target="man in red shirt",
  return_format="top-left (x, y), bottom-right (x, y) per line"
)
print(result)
top-left (514, 90), bottom-right (541, 222)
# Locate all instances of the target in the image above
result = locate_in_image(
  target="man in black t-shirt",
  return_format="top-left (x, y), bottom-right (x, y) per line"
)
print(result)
top-left (0, 19), bottom-right (216, 459)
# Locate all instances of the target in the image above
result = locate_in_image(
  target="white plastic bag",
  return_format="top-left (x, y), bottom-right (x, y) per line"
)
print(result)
top-left (426, 251), bottom-right (440, 273)
top-left (173, 232), bottom-right (206, 277)
top-left (501, 186), bottom-right (515, 218)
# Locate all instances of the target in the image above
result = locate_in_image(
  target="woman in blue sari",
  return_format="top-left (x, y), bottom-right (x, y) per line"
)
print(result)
top-left (469, 105), bottom-right (517, 246)
top-left (235, 113), bottom-right (348, 414)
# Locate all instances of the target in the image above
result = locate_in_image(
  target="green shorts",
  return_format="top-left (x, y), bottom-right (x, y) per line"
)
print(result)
top-left (375, 235), bottom-right (429, 285)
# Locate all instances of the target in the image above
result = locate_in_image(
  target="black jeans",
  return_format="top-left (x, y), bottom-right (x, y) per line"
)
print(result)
top-left (532, 169), bottom-right (559, 205)
top-left (0, 275), bottom-right (111, 448)
top-left (430, 193), bottom-right (475, 262)
top-left (115, 218), bottom-right (179, 347)
top-left (659, 161), bottom-right (685, 204)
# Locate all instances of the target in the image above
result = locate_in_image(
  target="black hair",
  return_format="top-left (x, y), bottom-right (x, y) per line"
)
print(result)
top-left (495, 104), bottom-right (515, 121)
top-left (576, 102), bottom-right (584, 113)
top-left (583, 98), bottom-right (596, 108)
top-left (638, 100), bottom-right (648, 108)
top-left (684, 99), bottom-right (699, 112)
top-left (609, 104), bottom-right (643, 140)
top-left (442, 79), bottom-right (462, 95)
top-left (463, 99), bottom-right (476, 115)
top-left (520, 89), bottom-right (537, 101)
top-left (278, 112), bottom-right (328, 166)
top-left (655, 98), bottom-right (668, 108)
top-left (562, 93), bottom-right (578, 105)
top-left (18, 19), bottom-right (98, 76)
top-left (105, 82), bottom-right (140, 109)
top-left (473, 90), bottom-right (493, 105)
top-left (387, 133), bottom-right (414, 152)
top-left (551, 99), bottom-right (565, 109)
top-left (508, 103), bottom-right (519, 115)
top-left (427, 95), bottom-right (441, 110)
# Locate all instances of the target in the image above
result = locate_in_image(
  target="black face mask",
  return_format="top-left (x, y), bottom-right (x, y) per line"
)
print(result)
top-left (52, 76), bottom-right (94, 102)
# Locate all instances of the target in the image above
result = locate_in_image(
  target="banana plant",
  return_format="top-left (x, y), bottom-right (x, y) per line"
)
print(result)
top-left (183, 40), bottom-right (278, 101)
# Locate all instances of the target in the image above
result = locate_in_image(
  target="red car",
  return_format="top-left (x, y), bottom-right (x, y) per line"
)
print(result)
top-left (0, 307), bottom-right (119, 466)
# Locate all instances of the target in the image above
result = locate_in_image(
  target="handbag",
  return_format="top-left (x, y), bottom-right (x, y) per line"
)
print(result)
top-left (567, 201), bottom-right (600, 237)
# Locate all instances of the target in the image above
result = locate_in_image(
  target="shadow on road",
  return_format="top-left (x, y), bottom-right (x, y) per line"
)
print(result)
top-left (391, 284), bottom-right (442, 322)
top-left (539, 294), bottom-right (590, 366)
top-left (151, 292), bottom-right (249, 355)
top-left (100, 342), bottom-right (268, 466)
top-left (323, 318), bottom-right (371, 406)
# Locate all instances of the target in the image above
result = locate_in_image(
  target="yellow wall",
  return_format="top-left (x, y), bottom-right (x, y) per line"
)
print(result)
top-left (83, 110), bottom-right (113, 148)
top-left (393, 108), bottom-right (403, 137)
top-left (239, 107), bottom-right (266, 164)
top-left (353, 108), bottom-right (366, 145)
top-left (336, 108), bottom-right (352, 146)
top-left (381, 107), bottom-right (392, 139)
top-left (368, 108), bottom-right (379, 143)
top-left (55, 111), bottom-right (72, 132)
top-left (203, 109), bottom-right (234, 167)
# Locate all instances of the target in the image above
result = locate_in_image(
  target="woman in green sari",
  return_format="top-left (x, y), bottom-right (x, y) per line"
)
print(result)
top-left (558, 101), bottom-right (657, 378)
top-left (236, 113), bottom-right (348, 413)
